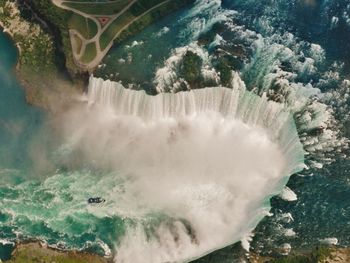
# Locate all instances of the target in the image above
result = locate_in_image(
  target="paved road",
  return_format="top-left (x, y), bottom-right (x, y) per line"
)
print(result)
top-left (52, 0), bottom-right (170, 70)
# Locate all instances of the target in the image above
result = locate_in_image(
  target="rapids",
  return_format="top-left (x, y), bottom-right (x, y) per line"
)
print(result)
top-left (75, 74), bottom-right (304, 262)
top-left (1, 0), bottom-right (350, 261)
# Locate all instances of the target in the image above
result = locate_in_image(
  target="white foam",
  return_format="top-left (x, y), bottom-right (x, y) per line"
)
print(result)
top-left (244, 32), bottom-right (348, 167)
top-left (154, 42), bottom-right (214, 93)
top-left (280, 187), bottom-right (298, 201)
top-left (241, 232), bottom-right (254, 251)
top-left (181, 0), bottom-right (236, 40)
top-left (284, 229), bottom-right (296, 237)
top-left (156, 27), bottom-right (170, 37)
top-left (280, 243), bottom-right (292, 255)
top-left (320, 238), bottom-right (338, 245)
top-left (59, 74), bottom-right (306, 263)
top-left (0, 239), bottom-right (14, 246)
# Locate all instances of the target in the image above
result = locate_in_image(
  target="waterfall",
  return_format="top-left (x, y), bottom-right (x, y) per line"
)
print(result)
top-left (88, 73), bottom-right (305, 176)
top-left (83, 73), bottom-right (305, 263)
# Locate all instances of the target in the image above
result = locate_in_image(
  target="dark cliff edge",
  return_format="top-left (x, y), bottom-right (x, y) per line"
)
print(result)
top-left (1, 0), bottom-right (196, 110)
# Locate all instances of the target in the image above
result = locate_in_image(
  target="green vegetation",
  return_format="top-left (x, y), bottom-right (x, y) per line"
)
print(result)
top-left (29, 0), bottom-right (71, 29)
top-left (6, 243), bottom-right (108, 263)
top-left (269, 255), bottom-right (314, 263)
top-left (269, 247), bottom-right (332, 263)
top-left (68, 14), bottom-right (98, 40)
top-left (72, 33), bottom-right (83, 54)
top-left (0, 1), bottom-right (56, 73)
top-left (0, 1), bottom-right (86, 109)
top-left (3, 0), bottom-right (195, 73)
top-left (63, 0), bottom-right (130, 15)
top-left (99, 0), bottom-right (177, 51)
top-left (112, 0), bottom-right (195, 47)
top-left (59, 0), bottom-right (195, 68)
top-left (100, 0), bottom-right (186, 50)
top-left (80, 42), bottom-right (97, 63)
top-left (99, 11), bottom-right (135, 50)
top-left (16, 33), bottom-right (56, 71)
top-left (181, 51), bottom-right (203, 84)
top-left (215, 59), bottom-right (234, 86)
top-left (27, 0), bottom-right (79, 74)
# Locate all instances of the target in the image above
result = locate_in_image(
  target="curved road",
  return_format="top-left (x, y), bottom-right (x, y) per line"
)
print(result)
top-left (52, 0), bottom-right (170, 70)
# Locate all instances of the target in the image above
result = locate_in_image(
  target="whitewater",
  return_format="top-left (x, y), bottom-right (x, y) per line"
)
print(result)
top-left (2, 0), bottom-right (350, 261)
top-left (57, 73), bottom-right (304, 262)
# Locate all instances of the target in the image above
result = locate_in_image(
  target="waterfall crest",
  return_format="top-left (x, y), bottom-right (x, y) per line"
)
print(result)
top-left (88, 73), bottom-right (305, 176)
top-left (85, 73), bottom-right (305, 263)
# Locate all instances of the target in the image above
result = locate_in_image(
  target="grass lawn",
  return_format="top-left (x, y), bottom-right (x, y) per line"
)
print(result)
top-left (62, 0), bottom-right (131, 15)
top-left (99, 0), bottom-right (178, 51)
top-left (71, 33), bottom-right (83, 54)
top-left (68, 14), bottom-right (98, 39)
top-left (99, 11), bottom-right (135, 50)
top-left (80, 42), bottom-right (97, 63)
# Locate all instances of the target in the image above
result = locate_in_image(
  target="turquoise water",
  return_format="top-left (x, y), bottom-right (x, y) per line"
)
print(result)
top-left (0, 33), bottom-right (43, 171)
top-left (0, 32), bottom-right (43, 259)
top-left (94, 0), bottom-right (350, 260)
top-left (0, 32), bottom-right (171, 261)
top-left (1, 0), bottom-right (350, 261)
top-left (0, 27), bottom-right (304, 262)
top-left (0, 33), bottom-right (116, 259)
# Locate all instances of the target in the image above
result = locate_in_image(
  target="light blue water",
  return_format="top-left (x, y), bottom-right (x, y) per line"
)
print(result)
top-left (0, 33), bottom-right (44, 172)
top-left (1, 0), bottom-right (350, 262)
top-left (95, 5), bottom-right (197, 93)
top-left (0, 33), bottom-right (119, 259)
top-left (0, 31), bottom-right (45, 259)
top-left (94, 0), bottom-right (350, 261)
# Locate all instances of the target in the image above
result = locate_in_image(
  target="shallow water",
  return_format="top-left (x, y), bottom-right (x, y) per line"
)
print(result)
top-left (1, 0), bottom-right (350, 262)
top-left (0, 33), bottom-right (44, 171)
top-left (0, 32), bottom-right (118, 256)
top-left (0, 32), bottom-right (44, 259)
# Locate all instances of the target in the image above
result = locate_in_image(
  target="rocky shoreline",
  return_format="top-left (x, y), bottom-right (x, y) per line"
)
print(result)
top-left (1, 1), bottom-right (350, 263)
top-left (3, 242), bottom-right (112, 263)
top-left (192, 243), bottom-right (350, 263)
top-left (3, 241), bottom-right (350, 263)
top-left (248, 246), bottom-right (350, 263)
top-left (0, 0), bottom-right (84, 112)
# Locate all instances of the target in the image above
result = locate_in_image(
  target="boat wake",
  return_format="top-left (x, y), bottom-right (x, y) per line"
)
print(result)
top-left (54, 73), bottom-right (305, 262)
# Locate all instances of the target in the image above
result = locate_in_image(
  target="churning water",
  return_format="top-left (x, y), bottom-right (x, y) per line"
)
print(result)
top-left (1, 0), bottom-right (350, 262)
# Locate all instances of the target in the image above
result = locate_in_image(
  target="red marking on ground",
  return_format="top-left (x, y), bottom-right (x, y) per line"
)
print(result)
top-left (97, 17), bottom-right (111, 27)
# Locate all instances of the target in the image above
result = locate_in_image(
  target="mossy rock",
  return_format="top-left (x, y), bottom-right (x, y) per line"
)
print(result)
top-left (180, 51), bottom-right (203, 85)
top-left (268, 246), bottom-right (332, 263)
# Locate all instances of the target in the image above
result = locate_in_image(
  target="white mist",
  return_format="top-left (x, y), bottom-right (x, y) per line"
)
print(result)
top-left (58, 73), bottom-right (304, 263)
